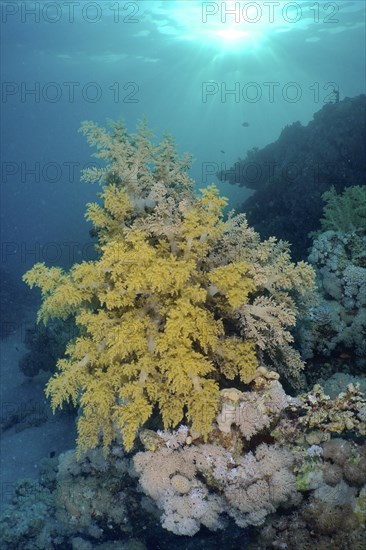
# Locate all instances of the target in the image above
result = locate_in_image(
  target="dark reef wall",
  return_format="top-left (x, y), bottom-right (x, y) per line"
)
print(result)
top-left (218, 95), bottom-right (366, 260)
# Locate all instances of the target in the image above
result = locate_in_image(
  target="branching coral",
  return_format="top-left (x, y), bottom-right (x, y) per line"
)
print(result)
top-left (299, 187), bottom-right (366, 366)
top-left (23, 119), bottom-right (315, 455)
top-left (2, 366), bottom-right (365, 545)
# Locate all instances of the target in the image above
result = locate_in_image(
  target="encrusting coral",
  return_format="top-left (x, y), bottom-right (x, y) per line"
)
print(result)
top-left (23, 118), bottom-right (315, 455)
top-left (273, 382), bottom-right (366, 443)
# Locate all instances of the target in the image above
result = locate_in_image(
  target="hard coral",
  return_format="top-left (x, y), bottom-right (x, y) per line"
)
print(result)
top-left (323, 463), bottom-right (343, 486)
top-left (300, 185), bottom-right (366, 368)
top-left (23, 119), bottom-right (315, 454)
top-left (343, 457), bottom-right (366, 486)
top-left (322, 438), bottom-right (353, 466)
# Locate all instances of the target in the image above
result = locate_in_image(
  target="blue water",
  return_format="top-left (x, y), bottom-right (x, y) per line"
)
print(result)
top-left (2, 0), bottom-right (365, 277)
top-left (0, 2), bottom-right (365, 549)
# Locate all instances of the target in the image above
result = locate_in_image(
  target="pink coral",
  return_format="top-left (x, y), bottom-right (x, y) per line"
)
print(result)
top-left (134, 437), bottom-right (299, 535)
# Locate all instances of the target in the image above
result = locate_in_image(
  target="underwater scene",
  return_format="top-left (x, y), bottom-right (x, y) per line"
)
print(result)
top-left (1, 1), bottom-right (366, 549)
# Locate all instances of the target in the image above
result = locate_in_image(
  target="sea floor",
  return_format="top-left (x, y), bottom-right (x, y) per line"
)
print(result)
top-left (0, 308), bottom-right (77, 511)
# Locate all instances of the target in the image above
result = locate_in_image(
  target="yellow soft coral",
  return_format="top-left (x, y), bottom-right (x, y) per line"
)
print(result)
top-left (85, 184), bottom-right (133, 244)
top-left (24, 191), bottom-right (258, 453)
top-left (23, 118), bottom-right (315, 455)
top-left (209, 262), bottom-right (256, 309)
top-left (217, 338), bottom-right (258, 383)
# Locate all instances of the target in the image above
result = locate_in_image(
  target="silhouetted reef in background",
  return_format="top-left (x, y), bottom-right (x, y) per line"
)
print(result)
top-left (218, 95), bottom-right (366, 260)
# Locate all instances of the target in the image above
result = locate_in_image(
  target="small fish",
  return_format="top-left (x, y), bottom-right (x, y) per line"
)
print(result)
top-left (220, 150), bottom-right (225, 154)
top-left (241, 122), bottom-right (250, 127)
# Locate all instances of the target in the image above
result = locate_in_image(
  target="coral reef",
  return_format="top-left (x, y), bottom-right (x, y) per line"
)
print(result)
top-left (133, 436), bottom-right (298, 536)
top-left (273, 382), bottom-right (366, 444)
top-left (55, 447), bottom-right (133, 540)
top-left (245, 368), bottom-right (366, 549)
top-left (253, 437), bottom-right (366, 549)
top-left (320, 372), bottom-right (366, 399)
top-left (0, 450), bottom-right (149, 550)
top-left (132, 375), bottom-right (365, 538)
top-left (216, 376), bottom-right (288, 439)
top-left (254, 502), bottom-right (365, 550)
top-left (218, 94), bottom-right (366, 259)
top-left (11, 116), bottom-right (365, 548)
top-left (299, 186), bottom-right (366, 372)
top-left (1, 374), bottom-right (365, 547)
top-left (132, 374), bottom-right (297, 537)
top-left (23, 119), bottom-right (314, 455)
top-left (0, 459), bottom-right (60, 549)
top-left (0, 478), bottom-right (57, 548)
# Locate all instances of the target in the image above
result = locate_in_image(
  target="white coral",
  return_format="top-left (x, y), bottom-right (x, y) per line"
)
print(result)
top-left (133, 432), bottom-right (300, 536)
top-left (157, 425), bottom-right (189, 449)
top-left (237, 401), bottom-right (270, 440)
top-left (314, 479), bottom-right (356, 506)
top-left (216, 381), bottom-right (288, 440)
top-left (133, 382), bottom-right (300, 537)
